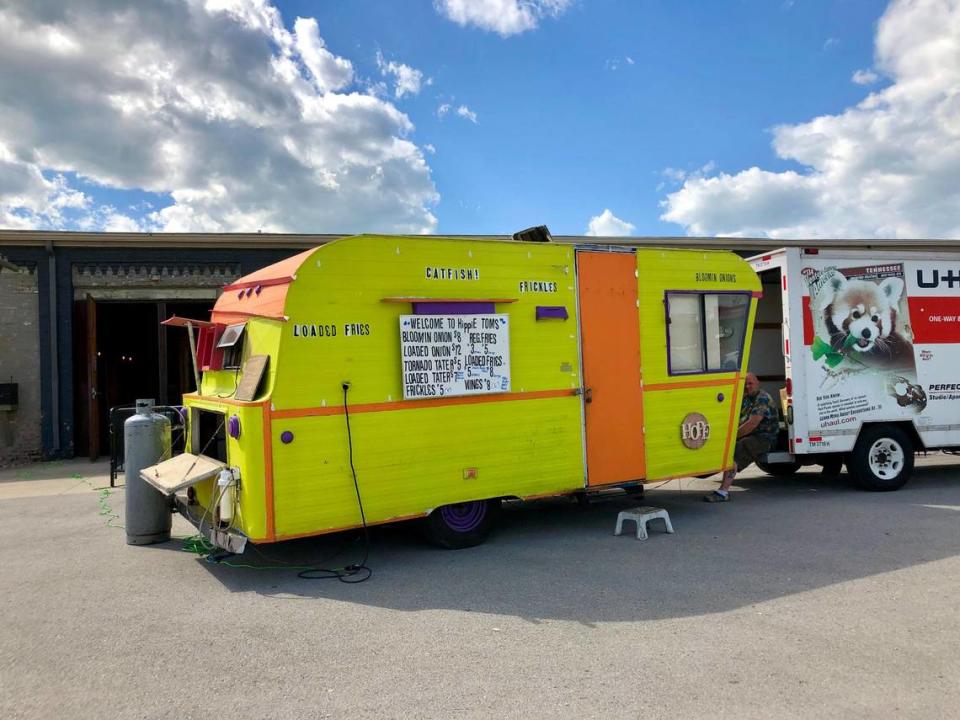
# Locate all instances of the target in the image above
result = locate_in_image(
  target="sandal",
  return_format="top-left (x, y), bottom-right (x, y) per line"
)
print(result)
top-left (703, 491), bottom-right (730, 503)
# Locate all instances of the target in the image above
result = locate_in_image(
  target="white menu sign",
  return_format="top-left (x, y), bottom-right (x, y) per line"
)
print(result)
top-left (399, 314), bottom-right (511, 399)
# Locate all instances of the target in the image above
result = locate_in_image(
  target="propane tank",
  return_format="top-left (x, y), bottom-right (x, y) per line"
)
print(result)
top-left (124, 399), bottom-right (173, 545)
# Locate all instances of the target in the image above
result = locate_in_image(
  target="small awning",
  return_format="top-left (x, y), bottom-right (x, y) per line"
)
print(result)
top-left (140, 453), bottom-right (226, 495)
top-left (161, 315), bottom-right (217, 329)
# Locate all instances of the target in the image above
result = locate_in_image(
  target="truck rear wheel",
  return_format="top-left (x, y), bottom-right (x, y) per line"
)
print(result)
top-left (848, 425), bottom-right (914, 491)
top-left (424, 499), bottom-right (500, 549)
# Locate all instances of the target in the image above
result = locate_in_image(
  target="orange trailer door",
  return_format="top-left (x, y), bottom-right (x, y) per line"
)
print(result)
top-left (577, 251), bottom-right (646, 486)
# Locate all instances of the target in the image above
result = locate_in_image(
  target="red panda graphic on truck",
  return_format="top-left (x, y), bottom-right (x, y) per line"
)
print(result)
top-left (805, 262), bottom-right (924, 415)
top-left (818, 270), bottom-right (914, 370)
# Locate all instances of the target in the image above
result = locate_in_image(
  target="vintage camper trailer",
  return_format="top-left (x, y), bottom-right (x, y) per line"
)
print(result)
top-left (145, 234), bottom-right (761, 550)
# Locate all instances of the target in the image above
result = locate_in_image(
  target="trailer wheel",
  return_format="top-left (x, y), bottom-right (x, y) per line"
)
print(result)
top-left (424, 499), bottom-right (500, 549)
top-left (849, 425), bottom-right (914, 491)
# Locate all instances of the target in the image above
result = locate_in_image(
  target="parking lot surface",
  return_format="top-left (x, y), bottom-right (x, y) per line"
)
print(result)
top-left (2, 456), bottom-right (959, 719)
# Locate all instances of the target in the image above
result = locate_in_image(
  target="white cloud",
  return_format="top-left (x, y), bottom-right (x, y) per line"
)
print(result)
top-left (661, 161), bottom-right (717, 185)
top-left (0, 144), bottom-right (88, 229)
top-left (606, 56), bottom-right (635, 71)
top-left (294, 17), bottom-right (353, 93)
top-left (434, 0), bottom-right (573, 37)
top-left (586, 209), bottom-right (635, 237)
top-left (376, 51), bottom-right (425, 99)
top-left (456, 105), bottom-right (478, 123)
top-left (661, 0), bottom-right (960, 239)
top-left (0, 0), bottom-right (438, 234)
top-left (852, 68), bottom-right (880, 85)
top-left (437, 102), bottom-right (477, 123)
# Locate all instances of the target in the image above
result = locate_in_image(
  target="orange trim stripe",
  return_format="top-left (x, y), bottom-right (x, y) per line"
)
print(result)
top-left (645, 377), bottom-right (737, 392)
top-left (223, 276), bottom-right (294, 291)
top-left (182, 394), bottom-right (270, 409)
top-left (262, 404), bottom-right (276, 541)
top-left (271, 388), bottom-right (577, 419)
top-left (721, 374), bottom-right (744, 467)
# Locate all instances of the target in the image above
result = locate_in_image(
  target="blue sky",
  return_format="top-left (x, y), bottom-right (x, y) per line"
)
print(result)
top-left (1, 1), bottom-right (958, 239)
top-left (300, 0), bottom-right (885, 235)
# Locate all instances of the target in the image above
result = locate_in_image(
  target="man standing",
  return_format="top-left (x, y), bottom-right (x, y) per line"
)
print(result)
top-left (704, 372), bottom-right (779, 502)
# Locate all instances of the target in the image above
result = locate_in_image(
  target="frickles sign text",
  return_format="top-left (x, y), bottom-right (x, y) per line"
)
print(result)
top-left (399, 314), bottom-right (511, 399)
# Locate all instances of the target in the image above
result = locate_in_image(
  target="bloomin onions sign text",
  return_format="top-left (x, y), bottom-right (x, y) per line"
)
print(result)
top-left (399, 314), bottom-right (511, 399)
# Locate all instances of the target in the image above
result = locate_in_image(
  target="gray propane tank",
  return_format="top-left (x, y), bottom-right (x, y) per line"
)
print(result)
top-left (124, 399), bottom-right (173, 545)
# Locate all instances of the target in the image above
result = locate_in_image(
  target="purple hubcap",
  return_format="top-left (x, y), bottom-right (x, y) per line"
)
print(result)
top-left (439, 501), bottom-right (487, 533)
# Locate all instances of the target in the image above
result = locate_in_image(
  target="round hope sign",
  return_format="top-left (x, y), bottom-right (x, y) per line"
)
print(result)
top-left (680, 412), bottom-right (710, 449)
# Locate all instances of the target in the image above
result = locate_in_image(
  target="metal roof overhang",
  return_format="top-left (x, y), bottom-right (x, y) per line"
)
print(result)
top-left (2, 229), bottom-right (960, 252)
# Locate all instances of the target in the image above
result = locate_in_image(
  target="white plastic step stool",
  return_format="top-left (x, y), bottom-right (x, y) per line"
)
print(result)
top-left (614, 506), bottom-right (674, 540)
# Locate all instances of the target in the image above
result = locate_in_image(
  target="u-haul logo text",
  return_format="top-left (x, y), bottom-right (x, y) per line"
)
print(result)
top-left (917, 268), bottom-right (960, 289)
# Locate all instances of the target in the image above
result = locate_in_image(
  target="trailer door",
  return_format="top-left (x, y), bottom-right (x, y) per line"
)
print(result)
top-left (577, 250), bottom-right (646, 486)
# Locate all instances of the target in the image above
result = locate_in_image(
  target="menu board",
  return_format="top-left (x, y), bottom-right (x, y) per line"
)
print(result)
top-left (399, 314), bottom-right (511, 399)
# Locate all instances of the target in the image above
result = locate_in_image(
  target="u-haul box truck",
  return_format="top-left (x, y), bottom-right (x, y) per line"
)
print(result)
top-left (748, 247), bottom-right (960, 490)
top-left (144, 233), bottom-right (760, 551)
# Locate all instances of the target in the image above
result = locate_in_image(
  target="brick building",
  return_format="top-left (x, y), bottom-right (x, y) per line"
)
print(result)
top-left (0, 230), bottom-right (336, 466)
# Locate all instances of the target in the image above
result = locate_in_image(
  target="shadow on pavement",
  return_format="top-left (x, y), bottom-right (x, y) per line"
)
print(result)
top-left (186, 462), bottom-right (960, 623)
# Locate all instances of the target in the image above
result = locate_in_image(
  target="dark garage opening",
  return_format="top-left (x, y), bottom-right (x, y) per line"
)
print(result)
top-left (74, 299), bottom-right (213, 458)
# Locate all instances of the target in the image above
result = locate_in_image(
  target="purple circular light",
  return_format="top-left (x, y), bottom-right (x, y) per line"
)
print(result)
top-left (255, 284), bottom-right (263, 295)
top-left (245, 287), bottom-right (254, 297)
top-left (227, 414), bottom-right (241, 439)
top-left (280, 430), bottom-right (294, 444)
top-left (236, 290), bottom-right (244, 299)
top-left (439, 501), bottom-right (487, 533)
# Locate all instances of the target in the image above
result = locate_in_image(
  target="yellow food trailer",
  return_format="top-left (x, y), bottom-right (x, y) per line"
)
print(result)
top-left (145, 233), bottom-right (761, 550)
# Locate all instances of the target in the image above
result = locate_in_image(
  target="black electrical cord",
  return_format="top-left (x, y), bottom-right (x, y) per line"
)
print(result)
top-left (217, 365), bottom-right (242, 399)
top-left (297, 382), bottom-right (372, 583)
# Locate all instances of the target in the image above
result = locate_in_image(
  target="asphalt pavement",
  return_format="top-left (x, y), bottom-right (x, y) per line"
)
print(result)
top-left (1, 455), bottom-right (959, 719)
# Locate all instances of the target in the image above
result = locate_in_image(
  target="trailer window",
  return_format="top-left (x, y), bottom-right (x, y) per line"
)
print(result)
top-left (667, 292), bottom-right (751, 374)
top-left (667, 294), bottom-right (704, 373)
top-left (217, 323), bottom-right (246, 369)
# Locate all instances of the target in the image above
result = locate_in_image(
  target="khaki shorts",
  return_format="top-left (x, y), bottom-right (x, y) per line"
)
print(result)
top-left (734, 435), bottom-right (774, 472)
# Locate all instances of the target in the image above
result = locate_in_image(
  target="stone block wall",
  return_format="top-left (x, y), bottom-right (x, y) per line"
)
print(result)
top-left (0, 267), bottom-right (42, 467)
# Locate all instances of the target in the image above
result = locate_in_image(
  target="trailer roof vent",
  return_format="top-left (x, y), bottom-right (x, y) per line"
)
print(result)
top-left (512, 225), bottom-right (552, 243)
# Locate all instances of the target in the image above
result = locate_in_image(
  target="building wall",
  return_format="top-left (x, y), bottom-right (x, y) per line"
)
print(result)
top-left (0, 266), bottom-right (42, 467)
top-left (0, 242), bottom-right (304, 461)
